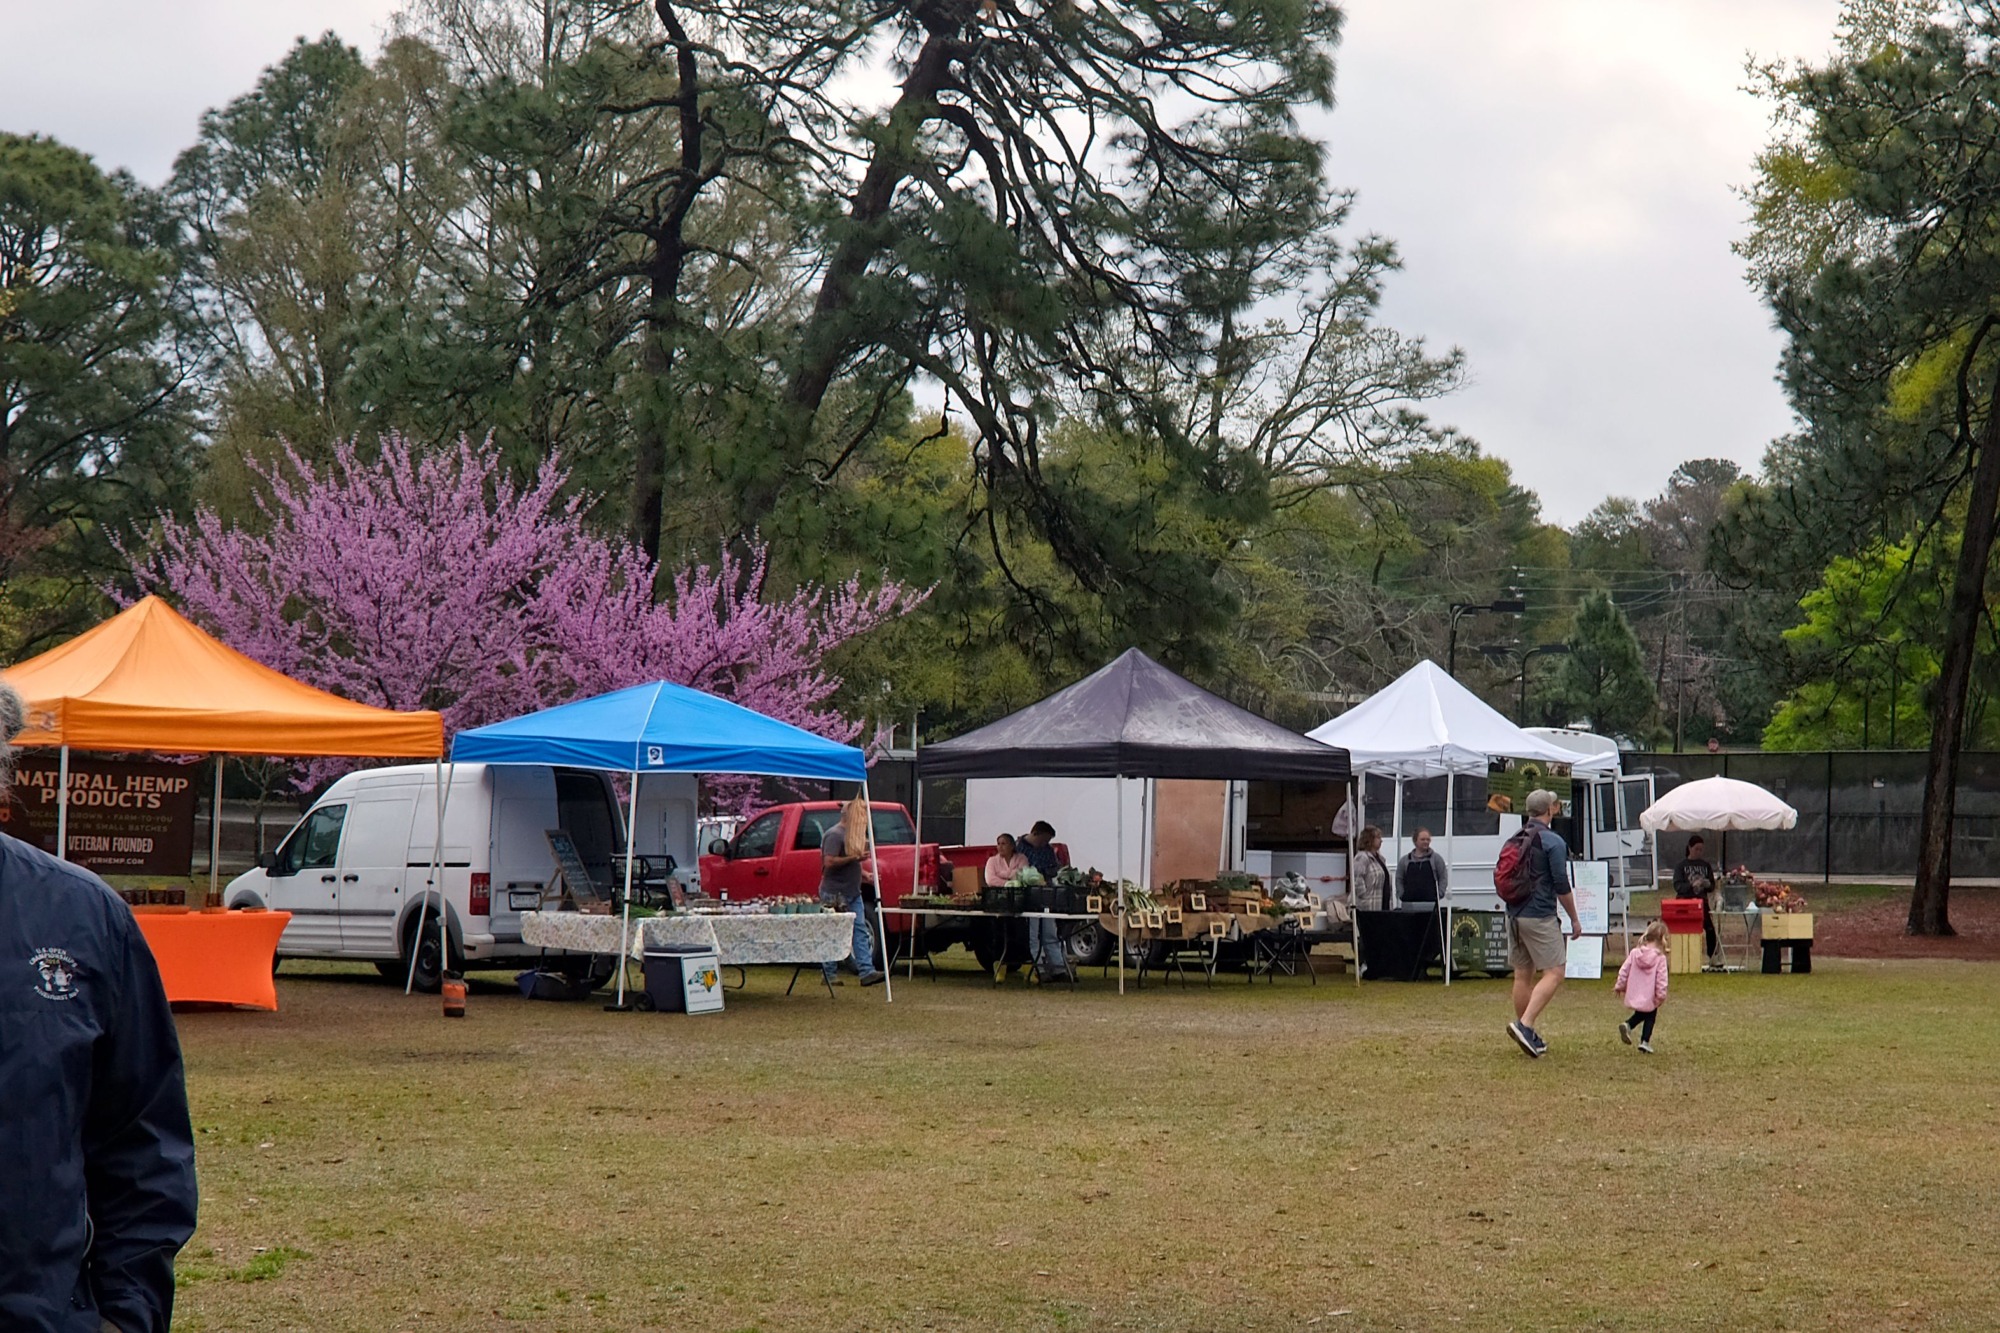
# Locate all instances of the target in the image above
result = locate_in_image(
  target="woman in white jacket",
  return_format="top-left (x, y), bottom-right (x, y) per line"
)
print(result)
top-left (1351, 826), bottom-right (1391, 911)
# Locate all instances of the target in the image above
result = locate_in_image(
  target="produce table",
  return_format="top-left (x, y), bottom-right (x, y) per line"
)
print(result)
top-left (878, 905), bottom-right (1099, 981)
top-left (519, 910), bottom-right (855, 966)
top-left (133, 909), bottom-right (293, 1010)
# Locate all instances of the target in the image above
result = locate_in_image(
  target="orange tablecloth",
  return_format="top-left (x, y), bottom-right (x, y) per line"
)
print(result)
top-left (133, 910), bottom-right (292, 1010)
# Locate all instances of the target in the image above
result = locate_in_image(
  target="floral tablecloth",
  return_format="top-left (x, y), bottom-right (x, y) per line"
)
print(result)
top-left (519, 911), bottom-right (854, 966)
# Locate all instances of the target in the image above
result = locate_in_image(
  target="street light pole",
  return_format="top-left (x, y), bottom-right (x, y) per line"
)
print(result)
top-left (1517, 644), bottom-right (1570, 725)
top-left (1447, 598), bottom-right (1526, 678)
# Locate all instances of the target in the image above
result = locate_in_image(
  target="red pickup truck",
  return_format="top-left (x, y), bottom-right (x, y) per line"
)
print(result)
top-left (698, 802), bottom-right (944, 908)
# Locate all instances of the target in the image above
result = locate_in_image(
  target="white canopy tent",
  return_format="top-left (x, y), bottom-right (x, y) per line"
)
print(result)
top-left (1308, 661), bottom-right (1620, 780)
top-left (1639, 776), bottom-right (1798, 832)
top-left (1307, 660), bottom-right (1621, 983)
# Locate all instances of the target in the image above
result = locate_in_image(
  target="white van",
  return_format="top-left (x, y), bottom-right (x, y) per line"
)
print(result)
top-left (225, 762), bottom-right (697, 990)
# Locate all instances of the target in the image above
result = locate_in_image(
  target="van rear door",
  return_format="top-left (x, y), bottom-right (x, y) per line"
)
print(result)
top-left (489, 765), bottom-right (560, 941)
top-left (338, 792), bottom-right (418, 957)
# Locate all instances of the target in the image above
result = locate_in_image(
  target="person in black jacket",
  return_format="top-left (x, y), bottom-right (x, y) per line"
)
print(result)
top-left (0, 683), bottom-right (197, 1332)
top-left (1672, 835), bottom-right (1719, 963)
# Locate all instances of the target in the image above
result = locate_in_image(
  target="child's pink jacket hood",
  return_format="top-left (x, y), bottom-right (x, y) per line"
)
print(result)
top-left (1615, 943), bottom-right (1669, 1011)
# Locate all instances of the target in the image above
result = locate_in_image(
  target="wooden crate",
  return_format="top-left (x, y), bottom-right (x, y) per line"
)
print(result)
top-left (1762, 912), bottom-right (1814, 941)
top-left (1667, 932), bottom-right (1704, 975)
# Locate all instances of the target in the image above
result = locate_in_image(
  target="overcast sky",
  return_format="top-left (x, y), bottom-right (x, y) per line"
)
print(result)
top-left (2, 0), bottom-right (1843, 525)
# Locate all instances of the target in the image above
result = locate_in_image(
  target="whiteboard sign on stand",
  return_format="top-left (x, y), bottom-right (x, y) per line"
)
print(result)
top-left (1569, 861), bottom-right (1609, 933)
top-left (1566, 861), bottom-right (1608, 978)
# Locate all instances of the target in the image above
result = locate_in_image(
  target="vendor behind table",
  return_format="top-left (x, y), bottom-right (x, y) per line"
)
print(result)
top-left (1672, 834), bottom-right (1719, 963)
top-left (1396, 827), bottom-right (1449, 907)
top-left (819, 797), bottom-right (884, 987)
top-left (984, 833), bottom-right (1029, 887)
top-left (1018, 821), bottom-right (1066, 981)
top-left (1351, 826), bottom-right (1390, 912)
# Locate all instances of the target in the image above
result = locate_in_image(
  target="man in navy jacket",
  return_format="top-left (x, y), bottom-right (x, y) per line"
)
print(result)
top-left (0, 683), bottom-right (197, 1331)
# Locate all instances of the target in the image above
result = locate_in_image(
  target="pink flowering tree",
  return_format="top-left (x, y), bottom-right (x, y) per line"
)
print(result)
top-left (122, 433), bottom-right (925, 800)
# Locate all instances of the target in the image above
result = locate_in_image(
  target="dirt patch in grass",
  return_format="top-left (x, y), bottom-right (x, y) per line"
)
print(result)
top-left (172, 956), bottom-right (2000, 1331)
top-left (1798, 885), bottom-right (2000, 960)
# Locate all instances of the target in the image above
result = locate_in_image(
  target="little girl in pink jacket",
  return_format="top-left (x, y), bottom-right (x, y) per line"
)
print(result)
top-left (1615, 921), bottom-right (1672, 1052)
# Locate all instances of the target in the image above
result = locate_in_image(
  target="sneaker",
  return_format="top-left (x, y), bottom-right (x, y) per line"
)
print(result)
top-left (1507, 1020), bottom-right (1544, 1058)
top-left (859, 970), bottom-right (886, 987)
top-left (1618, 1021), bottom-right (1633, 1046)
top-left (1638, 1039), bottom-right (1653, 1054)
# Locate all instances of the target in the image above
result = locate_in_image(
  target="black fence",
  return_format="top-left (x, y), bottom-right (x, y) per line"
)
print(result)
top-left (890, 751), bottom-right (2000, 881)
top-left (1631, 751), bottom-right (2000, 882)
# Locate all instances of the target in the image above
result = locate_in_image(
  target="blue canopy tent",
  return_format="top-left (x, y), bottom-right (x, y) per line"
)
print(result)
top-left (443, 681), bottom-right (884, 1005)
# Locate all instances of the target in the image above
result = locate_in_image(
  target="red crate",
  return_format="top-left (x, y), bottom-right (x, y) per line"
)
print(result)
top-left (1659, 897), bottom-right (1706, 934)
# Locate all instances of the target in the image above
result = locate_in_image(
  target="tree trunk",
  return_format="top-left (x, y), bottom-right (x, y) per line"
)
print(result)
top-left (629, 1), bottom-right (708, 563)
top-left (1910, 368), bottom-right (2000, 934)
top-left (629, 290), bottom-right (673, 562)
top-left (751, 28), bottom-right (965, 523)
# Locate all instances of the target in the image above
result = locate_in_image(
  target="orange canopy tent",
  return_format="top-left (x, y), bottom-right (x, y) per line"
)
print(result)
top-left (3, 595), bottom-right (443, 885)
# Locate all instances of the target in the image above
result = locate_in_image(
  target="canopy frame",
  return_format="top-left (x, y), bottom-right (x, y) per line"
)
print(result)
top-left (444, 682), bottom-right (886, 1006)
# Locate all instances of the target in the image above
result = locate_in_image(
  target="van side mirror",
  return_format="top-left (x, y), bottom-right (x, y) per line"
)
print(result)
top-left (257, 852), bottom-right (276, 871)
top-left (706, 838), bottom-right (732, 858)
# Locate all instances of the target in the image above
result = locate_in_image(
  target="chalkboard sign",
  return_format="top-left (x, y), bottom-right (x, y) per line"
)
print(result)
top-left (546, 829), bottom-right (608, 907)
top-left (1451, 909), bottom-right (1513, 977)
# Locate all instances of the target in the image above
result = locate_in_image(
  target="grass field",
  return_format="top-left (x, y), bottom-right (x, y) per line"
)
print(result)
top-left (167, 947), bottom-right (2000, 1332)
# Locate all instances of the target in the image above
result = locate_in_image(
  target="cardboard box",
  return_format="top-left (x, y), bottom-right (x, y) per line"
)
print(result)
top-left (1761, 912), bottom-right (1814, 941)
top-left (1667, 932), bottom-right (1704, 975)
top-left (952, 865), bottom-right (983, 897)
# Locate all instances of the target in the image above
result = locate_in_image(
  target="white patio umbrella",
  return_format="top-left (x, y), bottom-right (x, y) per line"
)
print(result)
top-left (1639, 776), bottom-right (1797, 832)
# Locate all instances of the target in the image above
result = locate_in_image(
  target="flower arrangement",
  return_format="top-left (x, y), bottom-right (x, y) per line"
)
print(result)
top-left (1731, 866), bottom-right (1809, 914)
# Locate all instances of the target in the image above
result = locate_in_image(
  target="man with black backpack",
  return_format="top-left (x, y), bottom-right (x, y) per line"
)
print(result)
top-left (1496, 789), bottom-right (1583, 1058)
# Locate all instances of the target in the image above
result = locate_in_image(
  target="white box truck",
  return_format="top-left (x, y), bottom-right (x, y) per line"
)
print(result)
top-left (224, 762), bottom-right (696, 990)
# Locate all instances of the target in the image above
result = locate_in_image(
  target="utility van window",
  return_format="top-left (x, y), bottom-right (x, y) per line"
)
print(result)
top-left (274, 805), bottom-right (346, 876)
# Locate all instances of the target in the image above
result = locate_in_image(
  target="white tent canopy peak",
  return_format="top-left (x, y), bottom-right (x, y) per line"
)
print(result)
top-left (1307, 660), bottom-right (1621, 779)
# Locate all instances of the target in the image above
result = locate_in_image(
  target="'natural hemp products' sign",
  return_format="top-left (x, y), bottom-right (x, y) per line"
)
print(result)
top-left (0, 758), bottom-right (200, 876)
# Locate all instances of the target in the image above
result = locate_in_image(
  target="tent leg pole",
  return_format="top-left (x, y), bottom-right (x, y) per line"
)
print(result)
top-left (411, 759), bottom-right (456, 996)
top-left (1117, 775), bottom-right (1126, 996)
top-left (1392, 776), bottom-right (1404, 878)
top-left (1444, 771), bottom-right (1454, 987)
top-left (614, 775), bottom-right (641, 1010)
top-left (438, 758), bottom-right (455, 998)
top-left (56, 745), bottom-right (70, 863)
top-left (909, 763), bottom-right (922, 981)
top-left (862, 779), bottom-right (892, 1003)
top-left (1141, 778), bottom-right (1153, 898)
top-left (210, 758), bottom-right (225, 908)
top-left (1351, 776), bottom-right (1362, 988)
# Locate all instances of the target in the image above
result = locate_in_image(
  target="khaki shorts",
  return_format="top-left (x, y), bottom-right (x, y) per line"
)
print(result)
top-left (1507, 913), bottom-right (1568, 973)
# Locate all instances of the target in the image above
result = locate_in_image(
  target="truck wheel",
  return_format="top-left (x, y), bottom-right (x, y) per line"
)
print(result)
top-left (1065, 922), bottom-right (1115, 968)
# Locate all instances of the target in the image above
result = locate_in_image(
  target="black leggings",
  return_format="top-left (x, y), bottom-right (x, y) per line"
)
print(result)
top-left (1624, 1009), bottom-right (1657, 1041)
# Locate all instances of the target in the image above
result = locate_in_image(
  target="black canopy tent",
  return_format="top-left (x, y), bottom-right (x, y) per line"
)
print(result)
top-left (920, 649), bottom-right (1350, 990)
top-left (922, 649), bottom-right (1351, 782)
